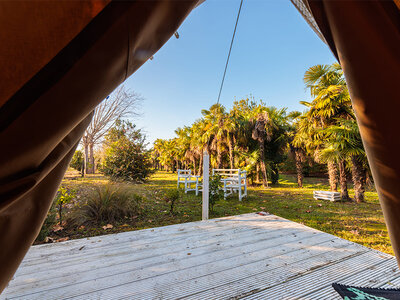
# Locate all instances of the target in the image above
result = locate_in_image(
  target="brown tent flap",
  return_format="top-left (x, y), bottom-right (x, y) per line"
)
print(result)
top-left (300, 0), bottom-right (400, 262)
top-left (0, 0), bottom-right (198, 292)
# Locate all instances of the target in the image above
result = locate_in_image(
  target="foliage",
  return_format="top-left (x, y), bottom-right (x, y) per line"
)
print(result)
top-left (69, 184), bottom-right (142, 226)
top-left (55, 186), bottom-right (76, 225)
top-left (100, 120), bottom-right (153, 182)
top-left (70, 150), bottom-right (84, 172)
top-left (209, 174), bottom-right (224, 212)
top-left (163, 188), bottom-right (182, 214)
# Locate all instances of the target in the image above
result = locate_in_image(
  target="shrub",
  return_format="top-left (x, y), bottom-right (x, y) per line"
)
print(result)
top-left (209, 174), bottom-right (224, 212)
top-left (70, 150), bottom-right (84, 172)
top-left (55, 186), bottom-right (76, 225)
top-left (100, 120), bottom-right (153, 182)
top-left (69, 185), bottom-right (142, 226)
top-left (163, 189), bottom-right (181, 214)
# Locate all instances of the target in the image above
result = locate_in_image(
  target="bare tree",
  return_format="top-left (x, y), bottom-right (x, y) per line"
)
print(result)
top-left (81, 85), bottom-right (141, 174)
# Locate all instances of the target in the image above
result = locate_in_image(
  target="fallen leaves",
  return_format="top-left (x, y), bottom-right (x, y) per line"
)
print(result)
top-left (53, 225), bottom-right (64, 232)
top-left (55, 237), bottom-right (69, 243)
top-left (102, 224), bottom-right (113, 230)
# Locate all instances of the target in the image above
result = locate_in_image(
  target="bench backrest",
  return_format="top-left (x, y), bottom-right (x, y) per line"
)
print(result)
top-left (212, 169), bottom-right (240, 178)
top-left (177, 169), bottom-right (191, 179)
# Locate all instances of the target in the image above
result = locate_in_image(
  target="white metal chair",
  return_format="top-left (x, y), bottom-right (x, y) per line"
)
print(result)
top-left (212, 169), bottom-right (247, 201)
top-left (177, 169), bottom-right (200, 194)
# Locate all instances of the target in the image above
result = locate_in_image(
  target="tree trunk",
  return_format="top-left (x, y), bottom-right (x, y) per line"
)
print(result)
top-left (227, 134), bottom-right (234, 169)
top-left (217, 141), bottom-right (222, 169)
top-left (192, 158), bottom-right (196, 174)
top-left (338, 160), bottom-right (349, 201)
top-left (86, 142), bottom-right (95, 174)
top-left (256, 163), bottom-right (260, 183)
top-left (295, 149), bottom-right (303, 188)
top-left (83, 142), bottom-right (89, 176)
top-left (259, 141), bottom-right (269, 188)
top-left (198, 154), bottom-right (203, 176)
top-left (327, 161), bottom-right (338, 191)
top-left (351, 156), bottom-right (365, 203)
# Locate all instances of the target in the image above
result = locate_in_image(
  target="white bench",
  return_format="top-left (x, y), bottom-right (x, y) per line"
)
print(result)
top-left (212, 169), bottom-right (247, 201)
top-left (313, 191), bottom-right (341, 202)
top-left (177, 169), bottom-right (200, 194)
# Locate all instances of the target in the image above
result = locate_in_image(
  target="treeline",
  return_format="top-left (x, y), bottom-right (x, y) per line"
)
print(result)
top-left (152, 63), bottom-right (370, 203)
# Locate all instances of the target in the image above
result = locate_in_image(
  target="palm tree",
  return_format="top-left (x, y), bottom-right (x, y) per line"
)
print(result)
top-left (201, 104), bottom-right (227, 169)
top-left (302, 63), bottom-right (353, 192)
top-left (250, 104), bottom-right (281, 187)
top-left (325, 119), bottom-right (367, 202)
top-left (288, 111), bottom-right (306, 188)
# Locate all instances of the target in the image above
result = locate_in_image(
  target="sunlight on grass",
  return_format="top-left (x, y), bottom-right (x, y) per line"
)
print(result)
top-left (57, 170), bottom-right (391, 255)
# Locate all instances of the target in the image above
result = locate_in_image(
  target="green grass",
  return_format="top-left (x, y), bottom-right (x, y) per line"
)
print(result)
top-left (52, 170), bottom-right (391, 255)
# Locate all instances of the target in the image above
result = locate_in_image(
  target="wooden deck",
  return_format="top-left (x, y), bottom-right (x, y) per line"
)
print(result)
top-left (2, 213), bottom-right (399, 299)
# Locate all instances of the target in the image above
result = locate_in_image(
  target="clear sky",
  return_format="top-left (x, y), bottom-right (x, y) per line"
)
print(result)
top-left (124, 0), bottom-right (336, 145)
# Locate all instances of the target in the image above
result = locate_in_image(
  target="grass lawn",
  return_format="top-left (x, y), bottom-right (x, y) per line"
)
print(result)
top-left (46, 170), bottom-right (392, 255)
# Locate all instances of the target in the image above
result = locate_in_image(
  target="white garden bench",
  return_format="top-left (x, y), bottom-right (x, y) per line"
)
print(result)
top-left (212, 169), bottom-right (247, 201)
top-left (177, 169), bottom-right (200, 194)
top-left (313, 190), bottom-right (341, 202)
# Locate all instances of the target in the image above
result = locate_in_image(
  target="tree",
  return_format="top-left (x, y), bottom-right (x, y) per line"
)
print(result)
top-left (325, 119), bottom-right (367, 202)
top-left (81, 85), bottom-right (141, 174)
top-left (288, 111), bottom-right (306, 188)
top-left (70, 150), bottom-right (84, 174)
top-left (301, 63), bottom-right (353, 195)
top-left (100, 120), bottom-right (152, 182)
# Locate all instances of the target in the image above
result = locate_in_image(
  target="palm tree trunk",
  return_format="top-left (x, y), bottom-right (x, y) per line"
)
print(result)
top-left (351, 156), bottom-right (365, 203)
top-left (327, 161), bottom-right (338, 191)
top-left (192, 158), bottom-right (196, 174)
top-left (295, 149), bottom-right (303, 188)
top-left (198, 153), bottom-right (203, 176)
top-left (338, 160), bottom-right (349, 201)
top-left (228, 134), bottom-right (234, 169)
top-left (217, 141), bottom-right (222, 169)
top-left (256, 163), bottom-right (260, 183)
top-left (259, 141), bottom-right (269, 188)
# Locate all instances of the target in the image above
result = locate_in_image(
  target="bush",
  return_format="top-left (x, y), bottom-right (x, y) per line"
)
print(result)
top-left (70, 150), bottom-right (84, 172)
top-left (100, 120), bottom-right (153, 182)
top-left (55, 186), bottom-right (76, 225)
top-left (69, 185), bottom-right (142, 226)
top-left (209, 174), bottom-right (224, 212)
top-left (163, 189), bottom-right (181, 214)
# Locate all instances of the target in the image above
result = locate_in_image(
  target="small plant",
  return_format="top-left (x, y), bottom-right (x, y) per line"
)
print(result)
top-left (163, 189), bottom-right (181, 214)
top-left (69, 184), bottom-right (142, 226)
top-left (56, 186), bottom-right (76, 225)
top-left (209, 174), bottom-right (224, 212)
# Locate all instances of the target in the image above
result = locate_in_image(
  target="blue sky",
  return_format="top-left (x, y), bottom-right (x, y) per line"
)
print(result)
top-left (124, 0), bottom-right (336, 145)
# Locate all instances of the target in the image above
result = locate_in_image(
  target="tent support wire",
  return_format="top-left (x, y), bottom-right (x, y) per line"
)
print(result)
top-left (217, 0), bottom-right (243, 104)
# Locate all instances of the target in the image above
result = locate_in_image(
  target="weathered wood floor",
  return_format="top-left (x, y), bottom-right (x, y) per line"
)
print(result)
top-left (2, 213), bottom-right (399, 299)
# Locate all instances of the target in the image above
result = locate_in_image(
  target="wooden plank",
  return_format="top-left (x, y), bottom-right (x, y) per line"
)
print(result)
top-left (305, 258), bottom-right (399, 299)
top-left (16, 219), bottom-right (275, 273)
top-left (8, 226), bottom-right (303, 292)
top-left (241, 252), bottom-right (392, 299)
top-left (2, 213), bottom-right (395, 300)
top-left (15, 215), bottom-right (299, 272)
top-left (5, 229), bottom-right (324, 299)
top-left (127, 238), bottom-right (365, 300)
top-left (21, 213), bottom-right (271, 261)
